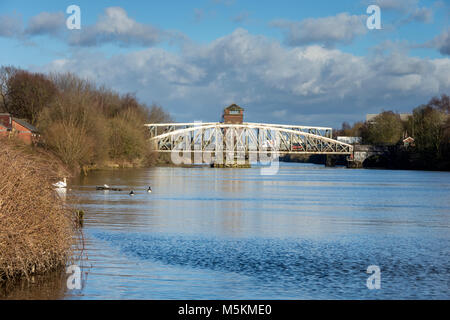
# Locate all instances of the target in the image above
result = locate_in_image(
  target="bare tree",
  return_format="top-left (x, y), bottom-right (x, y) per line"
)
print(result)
top-left (148, 103), bottom-right (172, 123)
top-left (0, 66), bottom-right (18, 113)
top-left (7, 70), bottom-right (57, 124)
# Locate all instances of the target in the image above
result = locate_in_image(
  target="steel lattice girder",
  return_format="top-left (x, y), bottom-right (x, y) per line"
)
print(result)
top-left (146, 123), bottom-right (352, 155)
top-left (145, 122), bottom-right (333, 138)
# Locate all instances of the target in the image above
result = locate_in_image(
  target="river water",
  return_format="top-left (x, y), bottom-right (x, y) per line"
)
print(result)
top-left (2, 163), bottom-right (450, 299)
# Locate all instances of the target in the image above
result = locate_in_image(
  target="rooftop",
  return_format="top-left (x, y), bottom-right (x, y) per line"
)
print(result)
top-left (366, 113), bottom-right (412, 122)
top-left (0, 113), bottom-right (39, 132)
top-left (224, 104), bottom-right (244, 111)
top-left (13, 117), bottom-right (39, 133)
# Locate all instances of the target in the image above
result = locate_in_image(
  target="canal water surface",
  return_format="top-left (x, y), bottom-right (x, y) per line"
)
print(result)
top-left (3, 163), bottom-right (450, 299)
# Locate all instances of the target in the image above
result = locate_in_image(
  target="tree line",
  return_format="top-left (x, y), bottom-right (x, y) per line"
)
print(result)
top-left (335, 94), bottom-right (450, 170)
top-left (0, 66), bottom-right (171, 172)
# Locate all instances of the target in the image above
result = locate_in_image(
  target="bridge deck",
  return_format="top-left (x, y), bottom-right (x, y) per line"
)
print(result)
top-left (145, 122), bottom-right (352, 155)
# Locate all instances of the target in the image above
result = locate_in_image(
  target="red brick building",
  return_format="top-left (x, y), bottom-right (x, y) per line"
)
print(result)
top-left (222, 104), bottom-right (244, 124)
top-left (0, 113), bottom-right (39, 145)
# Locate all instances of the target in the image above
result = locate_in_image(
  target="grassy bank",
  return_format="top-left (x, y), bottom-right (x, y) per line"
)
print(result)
top-left (0, 139), bottom-right (78, 282)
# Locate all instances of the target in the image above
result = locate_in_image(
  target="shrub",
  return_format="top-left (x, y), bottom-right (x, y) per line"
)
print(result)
top-left (0, 140), bottom-right (77, 281)
top-left (108, 117), bottom-right (147, 161)
top-left (44, 121), bottom-right (95, 169)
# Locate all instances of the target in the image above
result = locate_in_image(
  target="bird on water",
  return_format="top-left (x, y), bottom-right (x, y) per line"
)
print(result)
top-left (53, 178), bottom-right (67, 188)
top-left (147, 186), bottom-right (152, 193)
top-left (129, 190), bottom-right (135, 196)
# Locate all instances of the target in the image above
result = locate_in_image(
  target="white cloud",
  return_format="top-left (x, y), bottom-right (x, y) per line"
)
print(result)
top-left (374, 0), bottom-right (435, 27)
top-left (373, 0), bottom-right (419, 12)
top-left (68, 7), bottom-right (162, 47)
top-left (0, 14), bottom-right (22, 37)
top-left (0, 7), bottom-right (164, 47)
top-left (399, 6), bottom-right (434, 25)
top-left (42, 29), bottom-right (450, 126)
top-left (25, 12), bottom-right (65, 36)
top-left (271, 13), bottom-right (367, 47)
top-left (407, 7), bottom-right (433, 23)
top-left (426, 28), bottom-right (450, 56)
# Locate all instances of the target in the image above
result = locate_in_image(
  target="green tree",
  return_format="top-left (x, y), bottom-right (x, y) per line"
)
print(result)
top-left (108, 117), bottom-right (147, 161)
top-left (412, 104), bottom-right (447, 157)
top-left (362, 111), bottom-right (404, 145)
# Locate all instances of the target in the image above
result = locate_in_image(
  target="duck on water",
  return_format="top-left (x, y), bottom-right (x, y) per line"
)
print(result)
top-left (130, 187), bottom-right (151, 196)
top-left (96, 185), bottom-right (123, 191)
top-left (95, 186), bottom-right (152, 195)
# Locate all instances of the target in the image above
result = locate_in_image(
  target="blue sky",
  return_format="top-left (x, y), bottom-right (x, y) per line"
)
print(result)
top-left (0, 0), bottom-right (449, 127)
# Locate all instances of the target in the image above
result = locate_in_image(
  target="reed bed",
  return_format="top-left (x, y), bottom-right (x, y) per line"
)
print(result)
top-left (0, 139), bottom-right (78, 282)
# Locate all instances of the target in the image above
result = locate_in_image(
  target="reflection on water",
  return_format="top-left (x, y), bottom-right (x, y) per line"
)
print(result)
top-left (0, 269), bottom-right (69, 300)
top-left (2, 163), bottom-right (450, 299)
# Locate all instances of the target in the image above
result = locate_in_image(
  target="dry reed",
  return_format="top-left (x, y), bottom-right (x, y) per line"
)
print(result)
top-left (0, 139), bottom-right (77, 281)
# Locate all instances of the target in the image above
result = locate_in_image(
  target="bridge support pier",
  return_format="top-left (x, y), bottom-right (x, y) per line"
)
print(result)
top-left (211, 162), bottom-right (251, 168)
top-left (325, 155), bottom-right (337, 167)
top-left (210, 156), bottom-right (251, 168)
top-left (346, 159), bottom-right (364, 168)
top-left (346, 145), bottom-right (388, 168)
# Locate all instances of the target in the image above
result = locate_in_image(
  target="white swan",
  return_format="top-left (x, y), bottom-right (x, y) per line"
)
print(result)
top-left (55, 187), bottom-right (67, 201)
top-left (104, 184), bottom-right (110, 188)
top-left (53, 178), bottom-right (67, 188)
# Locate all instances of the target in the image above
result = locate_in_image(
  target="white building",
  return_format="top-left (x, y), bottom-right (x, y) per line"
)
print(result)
top-left (337, 136), bottom-right (362, 144)
top-left (366, 113), bottom-right (412, 123)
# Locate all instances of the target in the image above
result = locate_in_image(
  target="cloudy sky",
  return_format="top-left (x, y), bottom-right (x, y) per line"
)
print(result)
top-left (0, 0), bottom-right (449, 127)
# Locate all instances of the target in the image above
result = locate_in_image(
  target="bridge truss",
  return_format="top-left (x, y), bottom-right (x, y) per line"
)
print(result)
top-left (145, 122), bottom-right (353, 156)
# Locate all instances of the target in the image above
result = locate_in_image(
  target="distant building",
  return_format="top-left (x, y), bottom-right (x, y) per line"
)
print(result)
top-left (366, 113), bottom-right (412, 123)
top-left (0, 113), bottom-right (39, 145)
top-left (222, 104), bottom-right (244, 124)
top-left (337, 136), bottom-right (362, 144)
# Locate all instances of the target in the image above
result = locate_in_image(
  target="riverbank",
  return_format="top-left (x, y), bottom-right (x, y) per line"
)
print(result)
top-left (0, 139), bottom-right (79, 283)
top-left (281, 146), bottom-right (450, 171)
top-left (362, 146), bottom-right (450, 171)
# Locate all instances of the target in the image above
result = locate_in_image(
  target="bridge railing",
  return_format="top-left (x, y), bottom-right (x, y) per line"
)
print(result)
top-left (145, 122), bottom-right (333, 139)
top-left (144, 123), bottom-right (351, 155)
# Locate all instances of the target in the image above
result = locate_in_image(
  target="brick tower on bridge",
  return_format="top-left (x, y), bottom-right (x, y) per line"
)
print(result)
top-left (222, 104), bottom-right (244, 124)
